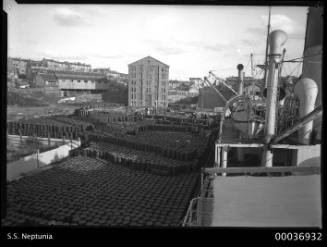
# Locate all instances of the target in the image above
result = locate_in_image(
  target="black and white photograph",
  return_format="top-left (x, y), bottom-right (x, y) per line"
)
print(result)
top-left (1, 0), bottom-right (323, 233)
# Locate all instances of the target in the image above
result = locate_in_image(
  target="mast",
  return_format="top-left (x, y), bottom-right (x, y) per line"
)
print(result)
top-left (263, 6), bottom-right (272, 88)
top-left (250, 53), bottom-right (255, 95)
top-left (262, 30), bottom-right (287, 167)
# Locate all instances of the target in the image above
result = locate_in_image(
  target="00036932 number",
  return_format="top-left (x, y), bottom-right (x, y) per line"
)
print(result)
top-left (274, 232), bottom-right (322, 241)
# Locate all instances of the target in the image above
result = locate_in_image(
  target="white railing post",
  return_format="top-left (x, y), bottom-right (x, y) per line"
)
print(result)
top-left (222, 145), bottom-right (228, 176)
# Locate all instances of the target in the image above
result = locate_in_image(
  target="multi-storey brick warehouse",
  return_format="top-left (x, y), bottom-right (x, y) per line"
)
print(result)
top-left (128, 56), bottom-right (169, 108)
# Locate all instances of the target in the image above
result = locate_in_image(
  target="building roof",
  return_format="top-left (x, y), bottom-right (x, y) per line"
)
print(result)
top-left (10, 57), bottom-right (92, 67)
top-left (176, 83), bottom-right (190, 91)
top-left (37, 73), bottom-right (57, 81)
top-left (55, 71), bottom-right (105, 80)
top-left (11, 58), bottom-right (29, 63)
top-left (128, 56), bottom-right (169, 67)
top-left (42, 58), bottom-right (91, 67)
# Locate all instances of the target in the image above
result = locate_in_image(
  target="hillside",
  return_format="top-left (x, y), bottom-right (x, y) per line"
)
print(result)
top-left (7, 91), bottom-right (49, 107)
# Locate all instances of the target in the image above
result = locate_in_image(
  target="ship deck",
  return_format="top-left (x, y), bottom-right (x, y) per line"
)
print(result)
top-left (202, 174), bottom-right (321, 227)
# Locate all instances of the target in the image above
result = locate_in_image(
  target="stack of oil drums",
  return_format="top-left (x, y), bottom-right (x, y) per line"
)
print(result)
top-left (2, 156), bottom-right (199, 227)
top-left (7, 116), bottom-right (95, 139)
top-left (88, 130), bottom-right (206, 162)
top-left (85, 141), bottom-right (198, 175)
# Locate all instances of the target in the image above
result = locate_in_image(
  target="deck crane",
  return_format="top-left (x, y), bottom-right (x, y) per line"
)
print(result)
top-left (208, 71), bottom-right (238, 96)
top-left (203, 76), bottom-right (227, 103)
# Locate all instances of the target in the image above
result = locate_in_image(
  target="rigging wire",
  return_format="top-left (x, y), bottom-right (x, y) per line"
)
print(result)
top-left (244, 56), bottom-right (251, 74)
top-left (288, 61), bottom-right (302, 77)
top-left (282, 53), bottom-right (290, 75)
top-left (282, 52), bottom-right (322, 63)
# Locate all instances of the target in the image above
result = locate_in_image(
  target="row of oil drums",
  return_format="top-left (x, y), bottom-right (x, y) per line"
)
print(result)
top-left (4, 156), bottom-right (199, 226)
top-left (98, 124), bottom-right (134, 136)
top-left (87, 133), bottom-right (200, 162)
top-left (125, 131), bottom-right (206, 155)
top-left (155, 118), bottom-right (210, 129)
top-left (93, 142), bottom-right (199, 174)
top-left (49, 116), bottom-right (94, 130)
top-left (7, 121), bottom-right (82, 139)
top-left (1, 210), bottom-right (56, 226)
top-left (72, 146), bottom-right (198, 176)
top-left (71, 115), bottom-right (101, 126)
top-left (87, 141), bottom-right (187, 167)
top-left (136, 123), bottom-right (195, 133)
top-left (88, 111), bottom-right (139, 124)
top-left (153, 114), bottom-right (211, 125)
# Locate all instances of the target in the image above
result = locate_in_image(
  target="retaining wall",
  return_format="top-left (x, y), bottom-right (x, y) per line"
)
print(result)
top-left (7, 139), bottom-right (81, 182)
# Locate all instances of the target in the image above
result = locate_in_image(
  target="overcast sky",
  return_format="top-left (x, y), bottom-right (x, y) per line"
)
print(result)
top-left (5, 0), bottom-right (308, 80)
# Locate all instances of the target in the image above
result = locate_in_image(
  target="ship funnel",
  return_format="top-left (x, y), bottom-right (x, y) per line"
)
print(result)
top-left (294, 78), bottom-right (318, 144)
top-left (237, 64), bottom-right (244, 95)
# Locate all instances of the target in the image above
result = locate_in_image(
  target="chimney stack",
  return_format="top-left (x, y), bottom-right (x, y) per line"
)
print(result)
top-left (237, 64), bottom-right (244, 95)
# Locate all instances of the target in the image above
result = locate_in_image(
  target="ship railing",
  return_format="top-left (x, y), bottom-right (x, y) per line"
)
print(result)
top-left (203, 166), bottom-right (320, 176)
top-left (182, 197), bottom-right (199, 226)
top-left (182, 197), bottom-right (214, 227)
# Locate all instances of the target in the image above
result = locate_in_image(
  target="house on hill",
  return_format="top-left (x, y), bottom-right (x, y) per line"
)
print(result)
top-left (33, 73), bottom-right (58, 88)
top-left (55, 71), bottom-right (106, 97)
